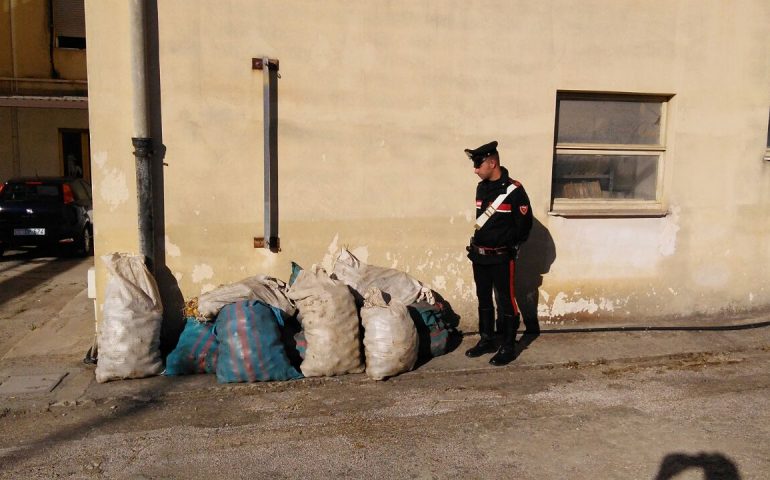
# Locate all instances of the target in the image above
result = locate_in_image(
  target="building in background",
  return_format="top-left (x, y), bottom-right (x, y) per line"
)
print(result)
top-left (83, 1), bottom-right (770, 336)
top-left (0, 0), bottom-right (89, 183)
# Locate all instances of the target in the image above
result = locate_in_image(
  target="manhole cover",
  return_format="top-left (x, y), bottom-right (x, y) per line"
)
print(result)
top-left (0, 373), bottom-right (68, 395)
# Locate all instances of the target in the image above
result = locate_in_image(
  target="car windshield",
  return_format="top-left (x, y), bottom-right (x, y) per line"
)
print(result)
top-left (0, 183), bottom-right (61, 202)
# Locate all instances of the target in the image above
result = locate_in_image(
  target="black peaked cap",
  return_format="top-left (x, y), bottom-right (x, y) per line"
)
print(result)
top-left (464, 141), bottom-right (498, 162)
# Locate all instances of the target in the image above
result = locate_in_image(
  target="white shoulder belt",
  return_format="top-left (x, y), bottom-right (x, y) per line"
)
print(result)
top-left (474, 183), bottom-right (518, 231)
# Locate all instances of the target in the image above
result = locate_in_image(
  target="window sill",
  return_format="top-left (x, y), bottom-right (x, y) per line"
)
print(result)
top-left (549, 201), bottom-right (668, 218)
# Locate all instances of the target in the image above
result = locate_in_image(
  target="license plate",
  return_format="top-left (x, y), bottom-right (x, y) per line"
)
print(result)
top-left (14, 228), bottom-right (46, 236)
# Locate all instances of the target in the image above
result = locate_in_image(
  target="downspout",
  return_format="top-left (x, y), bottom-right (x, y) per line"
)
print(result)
top-left (8, 0), bottom-right (20, 176)
top-left (9, 0), bottom-right (17, 92)
top-left (129, 0), bottom-right (154, 271)
top-left (47, 0), bottom-right (60, 78)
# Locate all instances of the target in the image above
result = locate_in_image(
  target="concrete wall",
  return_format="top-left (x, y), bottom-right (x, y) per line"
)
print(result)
top-left (0, 1), bottom-right (88, 181)
top-left (0, 0), bottom-right (87, 82)
top-left (0, 107), bottom-right (12, 181)
top-left (85, 0), bottom-right (770, 331)
top-left (4, 0), bottom-right (50, 78)
top-left (16, 107), bottom-right (88, 175)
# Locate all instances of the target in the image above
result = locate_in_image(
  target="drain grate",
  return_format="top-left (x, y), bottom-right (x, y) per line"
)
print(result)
top-left (0, 373), bottom-right (68, 395)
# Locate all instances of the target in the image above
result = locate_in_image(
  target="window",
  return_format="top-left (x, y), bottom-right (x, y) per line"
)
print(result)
top-left (59, 129), bottom-right (91, 181)
top-left (2, 183), bottom-right (61, 202)
top-left (53, 0), bottom-right (86, 50)
top-left (551, 92), bottom-right (671, 216)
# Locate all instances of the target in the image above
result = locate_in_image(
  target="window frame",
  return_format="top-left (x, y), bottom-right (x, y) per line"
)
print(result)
top-left (52, 0), bottom-right (86, 51)
top-left (762, 109), bottom-right (770, 162)
top-left (550, 91), bottom-right (672, 217)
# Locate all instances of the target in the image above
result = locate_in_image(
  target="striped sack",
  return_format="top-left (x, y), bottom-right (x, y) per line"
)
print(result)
top-left (214, 300), bottom-right (303, 383)
top-left (164, 318), bottom-right (218, 375)
top-left (407, 301), bottom-right (453, 358)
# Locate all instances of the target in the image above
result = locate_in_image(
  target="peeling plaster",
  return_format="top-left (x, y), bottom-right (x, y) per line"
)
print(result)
top-left (539, 292), bottom-right (620, 318)
top-left (549, 211), bottom-right (683, 279)
top-left (165, 236), bottom-right (181, 257)
top-left (173, 271), bottom-right (183, 282)
top-left (93, 151), bottom-right (107, 169)
top-left (431, 275), bottom-right (447, 290)
top-left (192, 264), bottom-right (214, 283)
top-left (201, 283), bottom-right (216, 294)
top-left (99, 167), bottom-right (130, 212)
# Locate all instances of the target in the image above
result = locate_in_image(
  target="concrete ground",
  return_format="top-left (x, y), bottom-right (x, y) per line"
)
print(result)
top-left (0, 248), bottom-right (769, 479)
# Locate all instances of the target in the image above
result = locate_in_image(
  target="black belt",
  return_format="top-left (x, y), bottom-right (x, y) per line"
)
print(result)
top-left (467, 244), bottom-right (511, 256)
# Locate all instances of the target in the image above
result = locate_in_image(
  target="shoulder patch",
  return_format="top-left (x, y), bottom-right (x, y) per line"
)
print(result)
top-left (519, 205), bottom-right (529, 215)
top-left (512, 180), bottom-right (522, 187)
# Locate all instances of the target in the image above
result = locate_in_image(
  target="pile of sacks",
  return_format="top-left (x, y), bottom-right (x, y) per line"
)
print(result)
top-left (160, 248), bottom-right (459, 383)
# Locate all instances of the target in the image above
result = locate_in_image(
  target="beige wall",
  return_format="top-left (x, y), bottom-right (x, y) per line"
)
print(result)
top-left (14, 107), bottom-right (88, 176)
top-left (0, 0), bottom-right (87, 83)
top-left (0, 107), bottom-right (12, 181)
top-left (0, 1), bottom-right (89, 181)
top-left (7, 0), bottom-right (50, 78)
top-left (0, 1), bottom-right (13, 77)
top-left (86, 0), bottom-right (770, 329)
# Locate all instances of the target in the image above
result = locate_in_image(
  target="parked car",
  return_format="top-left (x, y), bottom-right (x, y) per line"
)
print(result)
top-left (0, 177), bottom-right (94, 257)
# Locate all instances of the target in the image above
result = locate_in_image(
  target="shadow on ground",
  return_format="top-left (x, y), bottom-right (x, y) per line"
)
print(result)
top-left (654, 452), bottom-right (742, 480)
top-left (0, 247), bottom-right (88, 309)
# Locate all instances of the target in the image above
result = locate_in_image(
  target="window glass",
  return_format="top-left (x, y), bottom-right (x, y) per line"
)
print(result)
top-left (552, 93), bottom-right (669, 208)
top-left (80, 180), bottom-right (92, 199)
top-left (557, 99), bottom-right (662, 145)
top-left (70, 180), bottom-right (88, 201)
top-left (1, 183), bottom-right (61, 202)
top-left (553, 154), bottom-right (658, 200)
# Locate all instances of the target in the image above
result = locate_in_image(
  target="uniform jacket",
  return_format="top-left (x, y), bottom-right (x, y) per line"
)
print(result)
top-left (468, 166), bottom-right (533, 264)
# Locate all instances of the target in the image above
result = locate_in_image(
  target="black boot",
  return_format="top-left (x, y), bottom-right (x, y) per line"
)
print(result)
top-left (490, 314), bottom-right (519, 366)
top-left (465, 308), bottom-right (497, 358)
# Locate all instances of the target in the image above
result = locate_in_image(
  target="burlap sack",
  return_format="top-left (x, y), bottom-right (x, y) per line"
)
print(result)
top-left (196, 275), bottom-right (296, 319)
top-left (96, 253), bottom-right (164, 383)
top-left (287, 265), bottom-right (363, 377)
top-left (332, 248), bottom-right (433, 306)
top-left (361, 288), bottom-right (418, 381)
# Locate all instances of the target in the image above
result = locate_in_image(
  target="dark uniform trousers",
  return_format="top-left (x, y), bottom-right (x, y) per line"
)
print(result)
top-left (473, 259), bottom-right (519, 318)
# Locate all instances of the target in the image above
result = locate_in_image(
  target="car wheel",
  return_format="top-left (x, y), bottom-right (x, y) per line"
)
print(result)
top-left (75, 226), bottom-right (94, 257)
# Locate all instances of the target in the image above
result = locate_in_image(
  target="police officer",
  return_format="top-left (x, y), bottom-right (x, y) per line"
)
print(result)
top-left (465, 141), bottom-right (533, 366)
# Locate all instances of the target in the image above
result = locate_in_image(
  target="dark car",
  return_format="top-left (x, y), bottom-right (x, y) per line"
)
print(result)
top-left (0, 176), bottom-right (94, 257)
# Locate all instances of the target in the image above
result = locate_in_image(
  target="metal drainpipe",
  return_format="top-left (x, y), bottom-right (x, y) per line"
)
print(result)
top-left (9, 0), bottom-right (17, 92)
top-left (129, 0), bottom-right (154, 271)
top-left (8, 1), bottom-right (20, 176)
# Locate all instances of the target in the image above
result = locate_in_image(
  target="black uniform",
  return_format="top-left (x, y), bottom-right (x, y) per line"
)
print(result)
top-left (462, 140), bottom-right (532, 365)
top-left (467, 166), bottom-right (533, 318)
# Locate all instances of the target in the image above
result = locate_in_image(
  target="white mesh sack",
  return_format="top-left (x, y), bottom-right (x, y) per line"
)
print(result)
top-left (288, 265), bottom-right (363, 377)
top-left (197, 275), bottom-right (296, 319)
top-left (361, 287), bottom-right (418, 381)
top-left (96, 253), bottom-right (164, 383)
top-left (332, 248), bottom-right (433, 306)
